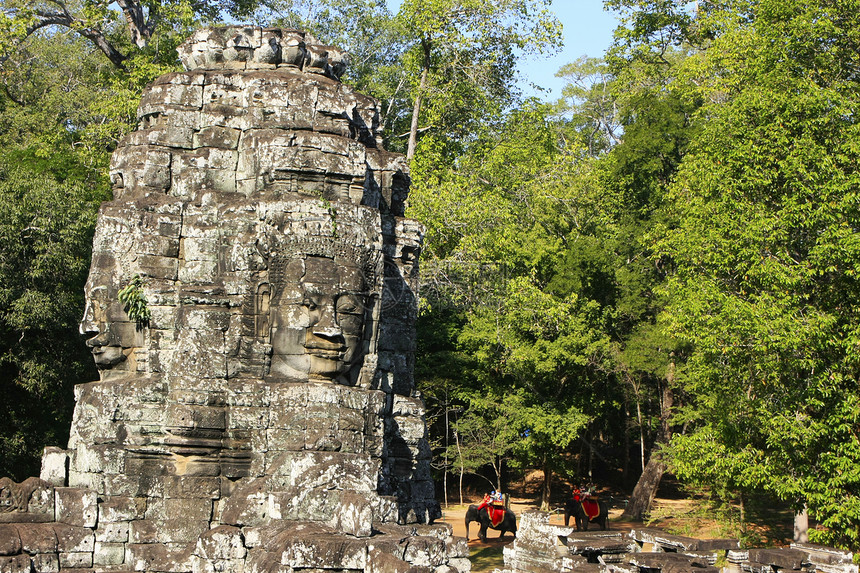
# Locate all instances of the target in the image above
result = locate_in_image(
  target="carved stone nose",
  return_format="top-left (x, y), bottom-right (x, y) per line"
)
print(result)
top-left (313, 305), bottom-right (342, 339)
top-left (85, 330), bottom-right (109, 348)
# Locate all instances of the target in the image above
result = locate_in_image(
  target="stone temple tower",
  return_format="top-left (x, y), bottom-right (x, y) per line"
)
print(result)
top-left (0, 26), bottom-right (469, 573)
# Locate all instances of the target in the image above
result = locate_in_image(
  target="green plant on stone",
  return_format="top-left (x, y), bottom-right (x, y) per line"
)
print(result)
top-left (118, 275), bottom-right (151, 327)
top-left (319, 198), bottom-right (338, 238)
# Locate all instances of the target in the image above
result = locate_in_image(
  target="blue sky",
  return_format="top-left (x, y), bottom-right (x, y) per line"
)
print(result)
top-left (384, 1), bottom-right (621, 101)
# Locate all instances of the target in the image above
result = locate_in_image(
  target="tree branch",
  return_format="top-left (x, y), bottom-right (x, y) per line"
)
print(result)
top-left (116, 0), bottom-right (151, 49)
top-left (4, 7), bottom-right (130, 70)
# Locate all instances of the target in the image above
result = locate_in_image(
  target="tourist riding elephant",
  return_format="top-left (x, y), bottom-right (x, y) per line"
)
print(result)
top-left (465, 504), bottom-right (517, 542)
top-left (564, 491), bottom-right (609, 531)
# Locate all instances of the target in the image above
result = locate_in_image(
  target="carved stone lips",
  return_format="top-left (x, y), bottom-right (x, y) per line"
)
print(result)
top-left (304, 342), bottom-right (347, 359)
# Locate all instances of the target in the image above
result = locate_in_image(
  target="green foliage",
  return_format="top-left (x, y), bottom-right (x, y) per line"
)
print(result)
top-left (118, 275), bottom-right (151, 325)
top-left (0, 13), bottom-right (176, 474)
top-left (604, 0), bottom-right (860, 548)
top-left (0, 162), bottom-right (105, 479)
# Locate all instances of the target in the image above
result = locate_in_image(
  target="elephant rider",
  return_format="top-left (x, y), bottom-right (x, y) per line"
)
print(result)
top-left (477, 491), bottom-right (506, 527)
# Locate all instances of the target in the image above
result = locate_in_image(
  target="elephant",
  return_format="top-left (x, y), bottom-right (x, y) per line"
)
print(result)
top-left (465, 504), bottom-right (517, 542)
top-left (564, 493), bottom-right (609, 531)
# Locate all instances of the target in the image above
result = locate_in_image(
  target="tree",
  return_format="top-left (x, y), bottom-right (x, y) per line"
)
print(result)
top-left (395, 0), bottom-right (562, 158)
top-left (0, 162), bottom-right (106, 479)
top-left (617, 0), bottom-right (860, 548)
top-left (0, 0), bottom-right (258, 68)
top-left (0, 17), bottom-right (178, 475)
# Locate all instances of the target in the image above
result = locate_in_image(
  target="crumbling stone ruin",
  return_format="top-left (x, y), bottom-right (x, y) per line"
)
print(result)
top-left (503, 512), bottom-right (858, 573)
top-left (0, 26), bottom-right (469, 573)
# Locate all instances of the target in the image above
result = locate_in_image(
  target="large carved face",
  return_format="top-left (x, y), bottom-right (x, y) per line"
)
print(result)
top-left (269, 255), bottom-right (371, 384)
top-left (80, 276), bottom-right (143, 377)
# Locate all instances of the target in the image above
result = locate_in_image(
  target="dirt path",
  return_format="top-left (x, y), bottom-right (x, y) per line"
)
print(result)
top-left (437, 499), bottom-right (638, 544)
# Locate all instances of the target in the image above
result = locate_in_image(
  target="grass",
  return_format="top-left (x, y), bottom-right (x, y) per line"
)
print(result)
top-left (470, 544), bottom-right (506, 573)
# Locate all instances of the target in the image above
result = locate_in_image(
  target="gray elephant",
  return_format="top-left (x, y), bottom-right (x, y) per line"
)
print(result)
top-left (564, 490), bottom-right (609, 530)
top-left (465, 504), bottom-right (517, 542)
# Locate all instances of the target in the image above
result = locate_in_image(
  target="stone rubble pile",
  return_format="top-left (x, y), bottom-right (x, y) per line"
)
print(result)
top-left (502, 512), bottom-right (857, 573)
top-left (0, 25), bottom-right (468, 573)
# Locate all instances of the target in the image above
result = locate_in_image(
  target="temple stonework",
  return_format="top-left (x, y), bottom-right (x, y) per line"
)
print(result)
top-left (0, 26), bottom-right (469, 573)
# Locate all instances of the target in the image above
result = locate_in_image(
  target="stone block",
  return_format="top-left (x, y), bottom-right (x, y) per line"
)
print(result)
top-left (93, 541), bottom-right (127, 566)
top-left (0, 554), bottom-right (31, 573)
top-left (131, 518), bottom-right (209, 544)
top-left (30, 553), bottom-right (59, 573)
top-left (194, 126), bottom-right (242, 149)
top-left (65, 472), bottom-right (103, 493)
top-left (58, 552), bottom-right (93, 569)
top-left (95, 521), bottom-right (130, 543)
top-left (749, 548), bottom-right (808, 570)
top-left (265, 451), bottom-right (377, 492)
top-left (333, 492), bottom-right (374, 538)
top-left (163, 476), bottom-right (221, 499)
top-left (128, 542), bottom-right (194, 572)
top-left (196, 525), bottom-right (246, 560)
top-left (403, 536), bottom-right (446, 568)
top-left (40, 447), bottom-right (69, 487)
top-left (15, 523), bottom-right (57, 554)
top-left (279, 534), bottom-right (367, 569)
top-left (99, 496), bottom-right (146, 522)
top-left (53, 524), bottom-right (94, 553)
top-left (144, 497), bottom-right (213, 522)
top-left (54, 488), bottom-right (97, 528)
top-left (445, 537), bottom-right (469, 559)
top-left (0, 525), bottom-right (21, 555)
top-left (367, 549), bottom-right (412, 573)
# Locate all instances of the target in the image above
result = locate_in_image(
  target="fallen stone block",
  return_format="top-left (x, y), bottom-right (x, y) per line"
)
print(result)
top-left (749, 548), bottom-right (808, 571)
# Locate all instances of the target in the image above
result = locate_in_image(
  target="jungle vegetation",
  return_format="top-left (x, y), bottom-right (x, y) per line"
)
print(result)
top-left (1, 0), bottom-right (858, 549)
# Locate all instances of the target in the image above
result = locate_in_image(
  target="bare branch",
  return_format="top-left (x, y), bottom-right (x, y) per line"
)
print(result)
top-left (116, 0), bottom-right (151, 49)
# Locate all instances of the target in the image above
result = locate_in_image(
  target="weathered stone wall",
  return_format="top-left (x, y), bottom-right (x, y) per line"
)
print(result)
top-left (0, 26), bottom-right (467, 573)
top-left (502, 511), bottom-right (858, 573)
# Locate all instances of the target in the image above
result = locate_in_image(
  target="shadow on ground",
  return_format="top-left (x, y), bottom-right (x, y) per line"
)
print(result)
top-left (469, 540), bottom-right (509, 573)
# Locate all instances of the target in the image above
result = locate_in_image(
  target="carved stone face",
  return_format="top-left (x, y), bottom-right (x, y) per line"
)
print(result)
top-left (80, 282), bottom-right (142, 376)
top-left (269, 255), bottom-right (370, 384)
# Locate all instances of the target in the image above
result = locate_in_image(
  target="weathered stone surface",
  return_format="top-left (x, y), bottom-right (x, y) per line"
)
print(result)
top-left (629, 528), bottom-right (739, 552)
top-left (0, 524), bottom-right (22, 555)
top-left (54, 489), bottom-right (96, 528)
top-left (0, 554), bottom-right (31, 573)
top-left (40, 448), bottom-right (69, 488)
top-left (0, 478), bottom-right (55, 524)
top-left (0, 24), bottom-right (466, 573)
top-left (749, 548), bottom-right (808, 570)
top-left (15, 523), bottom-right (57, 554)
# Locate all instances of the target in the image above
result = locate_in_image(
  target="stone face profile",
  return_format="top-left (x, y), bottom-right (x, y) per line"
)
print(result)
top-left (0, 26), bottom-right (469, 573)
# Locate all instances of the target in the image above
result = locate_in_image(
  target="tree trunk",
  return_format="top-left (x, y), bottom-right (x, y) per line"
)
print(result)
top-left (407, 38), bottom-right (431, 160)
top-left (455, 430), bottom-right (464, 506)
top-left (636, 395), bottom-right (645, 472)
top-left (794, 504), bottom-right (809, 543)
top-left (541, 461), bottom-right (552, 511)
top-left (622, 454), bottom-right (665, 520)
top-left (623, 355), bottom-right (677, 520)
top-left (443, 404), bottom-right (449, 508)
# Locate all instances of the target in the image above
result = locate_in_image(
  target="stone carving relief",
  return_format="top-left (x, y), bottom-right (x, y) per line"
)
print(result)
top-left (0, 26), bottom-right (466, 573)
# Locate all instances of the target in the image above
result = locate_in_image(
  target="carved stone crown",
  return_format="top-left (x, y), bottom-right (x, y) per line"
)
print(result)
top-left (177, 26), bottom-right (349, 79)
